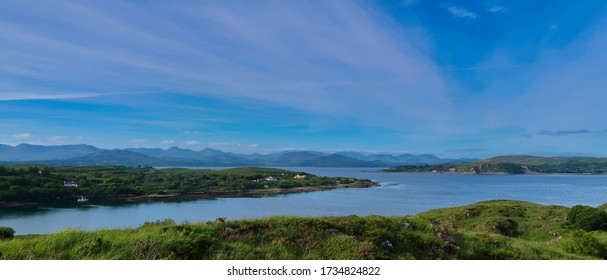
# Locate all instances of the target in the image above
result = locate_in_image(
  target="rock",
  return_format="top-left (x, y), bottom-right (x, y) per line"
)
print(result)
top-left (221, 227), bottom-right (236, 236)
top-left (437, 232), bottom-right (456, 245)
top-left (426, 245), bottom-right (439, 256)
top-left (381, 240), bottom-right (394, 252)
top-left (325, 229), bottom-right (341, 235)
top-left (403, 223), bottom-right (414, 231)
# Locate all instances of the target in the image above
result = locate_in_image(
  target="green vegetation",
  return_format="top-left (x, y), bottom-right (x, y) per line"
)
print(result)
top-left (0, 227), bottom-right (15, 240)
top-left (567, 205), bottom-right (607, 231)
top-left (0, 165), bottom-right (370, 203)
top-left (2, 200), bottom-right (607, 259)
top-left (384, 163), bottom-right (526, 174)
top-left (559, 230), bottom-right (606, 258)
top-left (383, 155), bottom-right (607, 174)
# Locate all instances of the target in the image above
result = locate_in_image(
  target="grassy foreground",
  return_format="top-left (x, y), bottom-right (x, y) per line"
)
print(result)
top-left (1, 200), bottom-right (607, 260)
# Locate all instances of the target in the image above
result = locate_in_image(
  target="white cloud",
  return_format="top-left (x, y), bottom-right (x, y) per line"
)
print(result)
top-left (160, 140), bottom-right (176, 145)
top-left (446, 6), bottom-right (478, 19)
top-left (12, 133), bottom-right (35, 140)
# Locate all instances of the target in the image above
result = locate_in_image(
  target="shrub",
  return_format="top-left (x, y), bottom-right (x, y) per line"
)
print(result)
top-left (567, 205), bottom-right (607, 231)
top-left (493, 218), bottom-right (519, 237)
top-left (0, 226), bottom-right (15, 240)
top-left (559, 230), bottom-right (606, 258)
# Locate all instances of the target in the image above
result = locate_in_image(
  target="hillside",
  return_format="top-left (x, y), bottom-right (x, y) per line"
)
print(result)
top-left (383, 155), bottom-right (607, 174)
top-left (1, 200), bottom-right (606, 259)
top-left (482, 155), bottom-right (607, 165)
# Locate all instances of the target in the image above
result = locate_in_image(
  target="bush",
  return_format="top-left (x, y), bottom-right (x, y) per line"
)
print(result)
top-left (0, 226), bottom-right (15, 240)
top-left (567, 205), bottom-right (607, 231)
top-left (559, 230), bottom-right (606, 258)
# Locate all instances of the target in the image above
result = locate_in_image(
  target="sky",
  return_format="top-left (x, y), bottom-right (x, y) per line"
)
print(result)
top-left (1, 0), bottom-right (607, 158)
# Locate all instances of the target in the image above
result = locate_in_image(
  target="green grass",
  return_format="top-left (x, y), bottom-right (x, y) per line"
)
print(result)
top-left (1, 200), bottom-right (606, 260)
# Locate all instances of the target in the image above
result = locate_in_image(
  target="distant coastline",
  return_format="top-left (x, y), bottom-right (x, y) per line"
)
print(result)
top-left (381, 155), bottom-right (607, 175)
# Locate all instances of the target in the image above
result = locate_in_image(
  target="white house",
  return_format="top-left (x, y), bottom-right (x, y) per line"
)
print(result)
top-left (64, 179), bottom-right (79, 187)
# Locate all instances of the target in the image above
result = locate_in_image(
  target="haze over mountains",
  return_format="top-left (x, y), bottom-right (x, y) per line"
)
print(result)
top-left (0, 144), bottom-right (475, 167)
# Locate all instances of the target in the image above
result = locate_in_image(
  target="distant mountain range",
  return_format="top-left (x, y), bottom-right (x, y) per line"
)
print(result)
top-left (0, 143), bottom-right (476, 167)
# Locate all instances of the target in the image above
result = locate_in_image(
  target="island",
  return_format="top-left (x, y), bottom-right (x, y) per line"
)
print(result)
top-left (382, 155), bottom-right (607, 174)
top-left (0, 165), bottom-right (376, 206)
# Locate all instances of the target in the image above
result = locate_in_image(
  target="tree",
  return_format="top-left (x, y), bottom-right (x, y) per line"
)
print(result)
top-left (567, 205), bottom-right (607, 231)
top-left (0, 226), bottom-right (15, 240)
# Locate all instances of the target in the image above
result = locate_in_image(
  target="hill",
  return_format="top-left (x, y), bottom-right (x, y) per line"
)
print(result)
top-left (383, 155), bottom-right (607, 174)
top-left (1, 200), bottom-right (606, 259)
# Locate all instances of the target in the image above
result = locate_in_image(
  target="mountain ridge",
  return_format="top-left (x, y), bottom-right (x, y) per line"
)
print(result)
top-left (0, 143), bottom-right (475, 167)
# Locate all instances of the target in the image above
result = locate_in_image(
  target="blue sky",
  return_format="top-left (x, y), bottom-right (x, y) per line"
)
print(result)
top-left (1, 0), bottom-right (607, 158)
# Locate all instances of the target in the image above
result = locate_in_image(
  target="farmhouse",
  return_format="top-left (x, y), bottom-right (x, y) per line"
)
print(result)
top-left (63, 179), bottom-right (79, 187)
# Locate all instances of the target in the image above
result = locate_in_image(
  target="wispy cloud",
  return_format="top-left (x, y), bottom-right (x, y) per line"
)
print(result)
top-left (160, 140), bottom-right (176, 146)
top-left (48, 135), bottom-right (90, 143)
top-left (208, 142), bottom-right (259, 149)
top-left (446, 6), bottom-right (478, 19)
top-left (536, 129), bottom-right (606, 136)
top-left (0, 92), bottom-right (104, 101)
top-left (488, 5), bottom-right (505, 13)
top-left (509, 19), bottom-right (607, 134)
top-left (183, 140), bottom-right (203, 147)
top-left (0, 1), bottom-right (449, 130)
top-left (12, 133), bottom-right (35, 140)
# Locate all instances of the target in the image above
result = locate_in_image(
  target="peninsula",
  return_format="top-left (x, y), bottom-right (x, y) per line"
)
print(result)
top-left (382, 155), bottom-right (607, 174)
top-left (0, 165), bottom-right (375, 206)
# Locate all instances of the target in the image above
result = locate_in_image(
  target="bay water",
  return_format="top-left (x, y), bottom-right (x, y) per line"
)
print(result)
top-left (1, 167), bottom-right (606, 234)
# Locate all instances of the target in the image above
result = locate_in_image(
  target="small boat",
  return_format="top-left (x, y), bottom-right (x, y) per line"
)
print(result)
top-left (77, 196), bottom-right (88, 202)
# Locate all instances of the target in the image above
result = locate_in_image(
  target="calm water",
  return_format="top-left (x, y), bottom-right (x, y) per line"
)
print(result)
top-left (1, 167), bottom-right (607, 235)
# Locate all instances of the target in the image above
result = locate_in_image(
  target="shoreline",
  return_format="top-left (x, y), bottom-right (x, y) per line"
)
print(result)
top-left (0, 182), bottom-right (380, 207)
